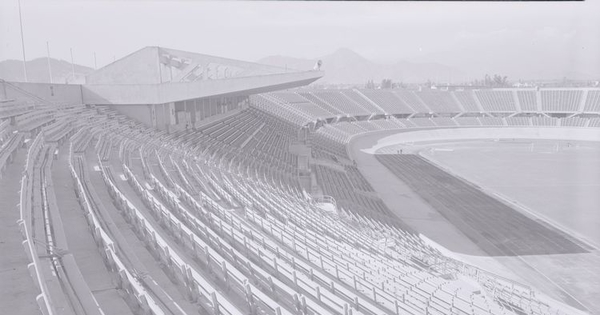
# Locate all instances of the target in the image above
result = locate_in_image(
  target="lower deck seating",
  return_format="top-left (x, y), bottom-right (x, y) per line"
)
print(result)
top-left (30, 105), bottom-right (583, 315)
top-left (314, 164), bottom-right (404, 227)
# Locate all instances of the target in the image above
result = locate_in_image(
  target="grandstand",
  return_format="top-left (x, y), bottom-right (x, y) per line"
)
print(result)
top-left (1, 47), bottom-right (599, 315)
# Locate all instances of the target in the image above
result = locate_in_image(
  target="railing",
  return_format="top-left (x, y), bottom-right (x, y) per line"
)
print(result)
top-left (68, 145), bottom-right (166, 315)
top-left (18, 133), bottom-right (55, 315)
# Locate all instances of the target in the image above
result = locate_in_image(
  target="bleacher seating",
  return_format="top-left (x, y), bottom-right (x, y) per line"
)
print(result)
top-left (360, 89), bottom-right (414, 114)
top-left (430, 117), bottom-right (457, 127)
top-left (506, 116), bottom-right (531, 126)
top-left (0, 99), bottom-right (30, 119)
top-left (541, 90), bottom-right (583, 112)
top-left (532, 116), bottom-right (557, 127)
top-left (478, 116), bottom-right (505, 126)
top-left (475, 90), bottom-right (517, 112)
top-left (340, 90), bottom-right (384, 114)
top-left (517, 90), bottom-right (538, 112)
top-left (312, 91), bottom-right (372, 116)
top-left (15, 109), bottom-right (54, 132)
top-left (583, 90), bottom-right (600, 113)
top-left (270, 92), bottom-right (335, 119)
top-left (453, 90), bottom-right (481, 112)
top-left (393, 90), bottom-right (431, 113)
top-left (0, 119), bottom-right (11, 143)
top-left (5, 86), bottom-right (599, 315)
top-left (589, 117), bottom-right (600, 127)
top-left (409, 117), bottom-right (437, 127)
top-left (561, 116), bottom-right (588, 127)
top-left (454, 116), bottom-right (481, 126)
top-left (415, 90), bottom-right (462, 113)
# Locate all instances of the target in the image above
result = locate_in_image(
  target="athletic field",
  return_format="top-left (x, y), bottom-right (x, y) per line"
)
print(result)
top-left (419, 139), bottom-right (600, 248)
top-left (350, 133), bottom-right (600, 314)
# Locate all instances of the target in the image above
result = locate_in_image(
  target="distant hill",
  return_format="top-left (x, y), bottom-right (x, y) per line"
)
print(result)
top-left (0, 58), bottom-right (93, 84)
top-left (258, 48), bottom-right (466, 84)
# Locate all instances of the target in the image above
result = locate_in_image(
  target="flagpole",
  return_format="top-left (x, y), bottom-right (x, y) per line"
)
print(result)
top-left (18, 0), bottom-right (28, 82)
top-left (46, 41), bottom-right (53, 83)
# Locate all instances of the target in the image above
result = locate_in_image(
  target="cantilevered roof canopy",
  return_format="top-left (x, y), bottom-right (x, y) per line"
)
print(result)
top-left (82, 46), bottom-right (323, 105)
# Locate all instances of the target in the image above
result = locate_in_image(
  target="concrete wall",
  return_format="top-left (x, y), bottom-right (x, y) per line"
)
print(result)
top-left (85, 47), bottom-right (161, 85)
top-left (362, 127), bottom-right (600, 154)
top-left (110, 104), bottom-right (153, 127)
top-left (1, 81), bottom-right (83, 105)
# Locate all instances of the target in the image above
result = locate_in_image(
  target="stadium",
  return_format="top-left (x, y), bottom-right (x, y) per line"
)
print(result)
top-left (1, 43), bottom-right (599, 315)
top-left (2, 0), bottom-right (600, 313)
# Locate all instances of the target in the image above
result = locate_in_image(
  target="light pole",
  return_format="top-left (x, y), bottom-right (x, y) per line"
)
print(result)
top-left (18, 0), bottom-right (28, 82)
top-left (46, 41), bottom-right (53, 83)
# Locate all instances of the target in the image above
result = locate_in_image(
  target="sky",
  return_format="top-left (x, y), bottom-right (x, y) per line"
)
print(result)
top-left (1, 0), bottom-right (599, 79)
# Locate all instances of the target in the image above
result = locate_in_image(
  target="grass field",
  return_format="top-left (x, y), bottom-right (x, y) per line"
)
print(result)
top-left (419, 139), bottom-right (600, 248)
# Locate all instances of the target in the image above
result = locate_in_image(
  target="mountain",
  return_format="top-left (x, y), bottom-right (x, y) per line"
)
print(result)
top-left (258, 48), bottom-right (466, 84)
top-left (0, 58), bottom-right (93, 84)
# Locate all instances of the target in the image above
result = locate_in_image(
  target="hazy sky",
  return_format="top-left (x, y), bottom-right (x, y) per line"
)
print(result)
top-left (1, 0), bottom-right (599, 78)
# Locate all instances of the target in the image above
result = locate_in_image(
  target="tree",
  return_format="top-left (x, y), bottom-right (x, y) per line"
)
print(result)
top-left (493, 74), bottom-right (508, 87)
top-left (381, 79), bottom-right (393, 89)
top-left (365, 80), bottom-right (376, 89)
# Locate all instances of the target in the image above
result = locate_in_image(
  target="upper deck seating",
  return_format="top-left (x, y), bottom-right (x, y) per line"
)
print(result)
top-left (360, 90), bottom-right (415, 114)
top-left (250, 94), bottom-right (313, 126)
top-left (312, 91), bottom-right (371, 116)
top-left (340, 90), bottom-right (385, 114)
top-left (478, 117), bottom-right (505, 126)
top-left (270, 92), bottom-right (335, 119)
top-left (415, 90), bottom-right (462, 113)
top-left (297, 92), bottom-right (345, 115)
top-left (393, 90), bottom-right (431, 113)
top-left (517, 90), bottom-right (538, 112)
top-left (583, 90), bottom-right (600, 113)
top-left (475, 90), bottom-right (517, 112)
top-left (541, 90), bottom-right (583, 112)
top-left (453, 90), bottom-right (481, 112)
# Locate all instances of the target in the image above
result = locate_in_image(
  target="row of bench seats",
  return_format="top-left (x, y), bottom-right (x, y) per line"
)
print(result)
top-left (254, 89), bottom-right (600, 120)
top-left (0, 99), bottom-right (30, 119)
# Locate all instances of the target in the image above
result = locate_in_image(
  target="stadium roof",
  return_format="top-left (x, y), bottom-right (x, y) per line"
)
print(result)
top-left (82, 46), bottom-right (323, 105)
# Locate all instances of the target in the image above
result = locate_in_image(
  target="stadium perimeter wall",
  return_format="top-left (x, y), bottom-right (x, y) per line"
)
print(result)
top-left (1, 81), bottom-right (84, 105)
top-left (360, 127), bottom-right (600, 154)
